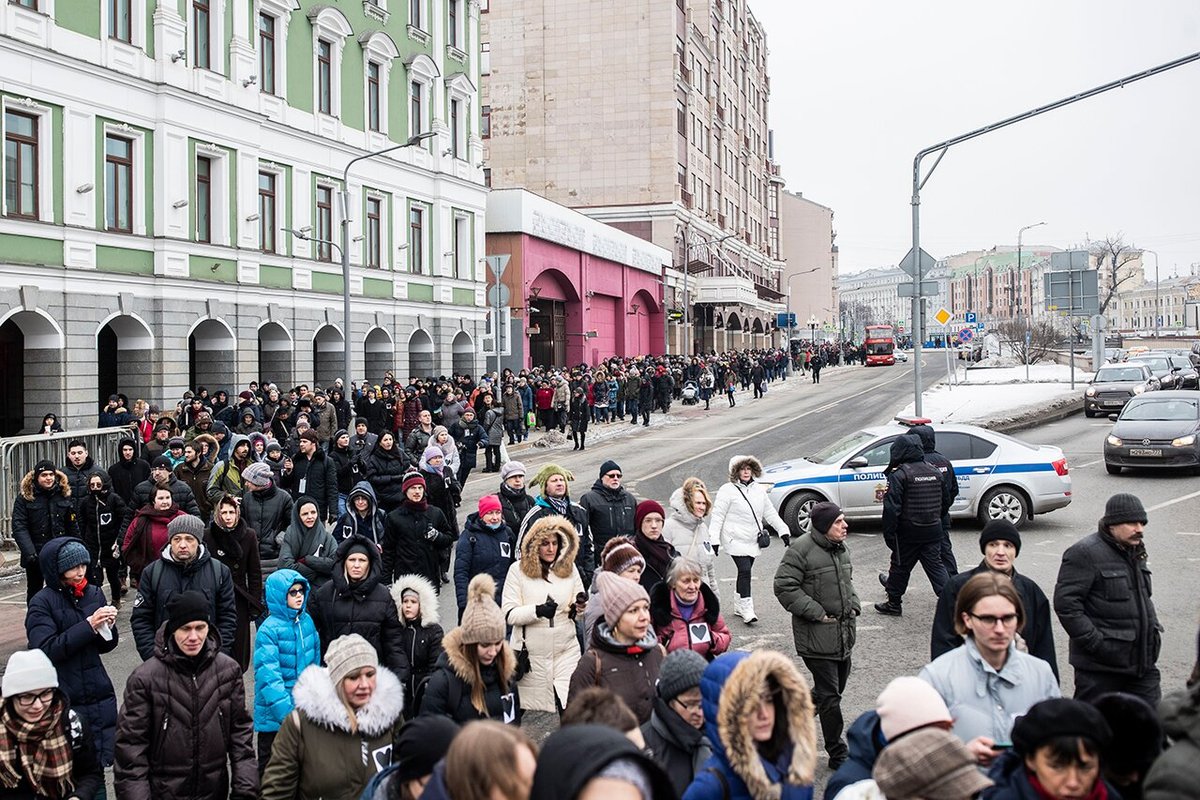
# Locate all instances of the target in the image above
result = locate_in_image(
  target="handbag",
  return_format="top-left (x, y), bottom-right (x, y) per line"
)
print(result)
top-left (734, 483), bottom-right (770, 550)
top-left (512, 626), bottom-right (532, 680)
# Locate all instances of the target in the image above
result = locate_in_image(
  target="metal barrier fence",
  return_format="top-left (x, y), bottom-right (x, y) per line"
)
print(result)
top-left (0, 425), bottom-right (137, 544)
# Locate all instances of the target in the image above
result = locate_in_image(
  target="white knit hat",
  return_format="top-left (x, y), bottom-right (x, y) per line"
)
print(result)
top-left (2, 649), bottom-right (58, 699)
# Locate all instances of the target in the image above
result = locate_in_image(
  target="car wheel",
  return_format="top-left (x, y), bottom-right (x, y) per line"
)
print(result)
top-left (1105, 463), bottom-right (1121, 475)
top-left (781, 491), bottom-right (823, 539)
top-left (1083, 406), bottom-right (1095, 418)
top-left (976, 486), bottom-right (1030, 528)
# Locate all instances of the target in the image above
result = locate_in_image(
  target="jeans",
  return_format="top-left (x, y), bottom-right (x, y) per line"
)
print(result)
top-left (337, 493), bottom-right (348, 518)
top-left (883, 535), bottom-right (949, 601)
top-left (802, 657), bottom-right (852, 761)
top-left (504, 418), bottom-right (522, 443)
top-left (731, 555), bottom-right (755, 597)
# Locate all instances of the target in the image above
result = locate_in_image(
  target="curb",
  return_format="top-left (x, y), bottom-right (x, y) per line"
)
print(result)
top-left (983, 395), bottom-right (1082, 435)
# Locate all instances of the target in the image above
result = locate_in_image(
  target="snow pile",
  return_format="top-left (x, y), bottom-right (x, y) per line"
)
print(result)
top-left (899, 362), bottom-right (1093, 428)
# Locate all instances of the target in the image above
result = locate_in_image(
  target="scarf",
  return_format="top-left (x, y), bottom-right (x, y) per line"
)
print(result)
top-left (404, 497), bottom-right (429, 513)
top-left (545, 495), bottom-right (570, 517)
top-left (1028, 771), bottom-right (1107, 800)
top-left (67, 578), bottom-right (87, 600)
top-left (635, 530), bottom-right (674, 581)
top-left (207, 520), bottom-right (244, 565)
top-left (0, 699), bottom-right (74, 797)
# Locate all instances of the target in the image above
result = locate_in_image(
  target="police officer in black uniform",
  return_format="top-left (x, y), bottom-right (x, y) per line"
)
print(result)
top-left (875, 434), bottom-right (952, 616)
top-left (911, 424), bottom-right (958, 577)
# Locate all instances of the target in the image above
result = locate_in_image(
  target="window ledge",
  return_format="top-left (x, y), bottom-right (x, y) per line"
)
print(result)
top-left (407, 24), bottom-right (430, 44)
top-left (446, 45), bottom-right (467, 64)
top-left (363, 1), bottom-right (389, 23)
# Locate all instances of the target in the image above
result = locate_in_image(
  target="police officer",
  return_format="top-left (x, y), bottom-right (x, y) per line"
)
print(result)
top-left (911, 424), bottom-right (958, 576)
top-left (875, 434), bottom-right (951, 616)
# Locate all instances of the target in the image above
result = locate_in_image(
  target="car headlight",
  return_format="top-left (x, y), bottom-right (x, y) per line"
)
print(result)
top-left (1133, 385), bottom-right (1145, 394)
top-left (1085, 387), bottom-right (1096, 397)
top-left (1171, 435), bottom-right (1196, 447)
top-left (1106, 435), bottom-right (1123, 447)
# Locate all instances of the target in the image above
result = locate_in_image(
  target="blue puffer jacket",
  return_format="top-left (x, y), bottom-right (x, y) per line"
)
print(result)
top-left (823, 711), bottom-right (884, 800)
top-left (683, 650), bottom-right (816, 800)
top-left (453, 512), bottom-right (516, 613)
top-left (254, 568), bottom-right (321, 733)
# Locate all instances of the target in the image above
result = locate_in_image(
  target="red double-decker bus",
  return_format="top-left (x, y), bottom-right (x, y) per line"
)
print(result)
top-left (864, 324), bottom-right (895, 366)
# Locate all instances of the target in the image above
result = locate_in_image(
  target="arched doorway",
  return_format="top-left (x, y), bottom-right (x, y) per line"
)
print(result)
top-left (0, 320), bottom-right (25, 436)
top-left (451, 331), bottom-right (474, 376)
top-left (364, 328), bottom-right (393, 382)
top-left (726, 312), bottom-right (743, 353)
top-left (527, 269), bottom-right (579, 368)
top-left (258, 322), bottom-right (293, 388)
top-left (627, 289), bottom-right (659, 358)
top-left (313, 325), bottom-right (344, 389)
top-left (0, 309), bottom-right (64, 435)
top-left (408, 329), bottom-right (435, 378)
top-left (751, 317), bottom-right (765, 349)
top-left (97, 315), bottom-right (154, 410)
top-left (188, 319), bottom-right (236, 392)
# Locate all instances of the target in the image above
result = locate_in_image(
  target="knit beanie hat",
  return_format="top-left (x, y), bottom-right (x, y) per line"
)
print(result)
top-left (1091, 693), bottom-right (1162, 776)
top-left (394, 716), bottom-right (461, 781)
top-left (596, 572), bottom-right (649, 629)
top-left (422, 445), bottom-right (444, 463)
top-left (657, 649), bottom-right (707, 701)
top-left (164, 590), bottom-right (211, 638)
top-left (402, 472), bottom-right (426, 495)
top-left (242, 462), bottom-right (273, 488)
top-left (499, 461), bottom-right (526, 482)
top-left (872, 727), bottom-right (993, 800)
top-left (33, 460), bottom-right (57, 477)
top-left (1101, 493), bottom-right (1148, 527)
top-left (2, 649), bottom-right (58, 699)
top-left (151, 456), bottom-right (173, 470)
top-left (599, 460), bottom-right (622, 478)
top-left (55, 539), bottom-right (91, 575)
top-left (808, 501), bottom-right (842, 535)
top-left (459, 574), bottom-right (506, 645)
top-left (530, 463), bottom-right (573, 489)
top-left (876, 676), bottom-right (953, 741)
top-left (601, 537), bottom-right (645, 576)
top-left (979, 519), bottom-right (1022, 555)
top-left (1011, 698), bottom-right (1112, 757)
top-left (298, 430), bottom-right (320, 445)
top-left (168, 436), bottom-right (186, 449)
top-left (431, 425), bottom-right (448, 441)
top-left (325, 633), bottom-right (379, 687)
top-left (634, 500), bottom-right (665, 533)
top-left (344, 540), bottom-right (374, 562)
top-left (478, 495), bottom-right (502, 516)
top-left (167, 514), bottom-right (205, 542)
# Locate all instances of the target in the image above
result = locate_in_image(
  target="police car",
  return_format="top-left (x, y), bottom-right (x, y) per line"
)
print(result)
top-left (762, 417), bottom-right (1072, 536)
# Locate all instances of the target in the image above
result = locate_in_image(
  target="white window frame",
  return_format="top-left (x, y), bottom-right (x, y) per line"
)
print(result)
top-left (103, 0), bottom-right (145, 47)
top-left (445, 72), bottom-right (475, 161)
top-left (188, 0), bottom-right (225, 73)
top-left (360, 32), bottom-right (400, 136)
top-left (405, 54), bottom-right (440, 141)
top-left (314, 181), bottom-right (337, 262)
top-left (194, 142), bottom-right (230, 246)
top-left (307, 6), bottom-right (353, 119)
top-left (102, 122), bottom-right (147, 236)
top-left (408, 0), bottom-right (424, 30)
top-left (480, 41), bottom-right (490, 75)
top-left (452, 212), bottom-right (470, 279)
top-left (256, 0), bottom-right (293, 99)
top-left (1, 98), bottom-right (55, 223)
top-left (364, 191), bottom-right (388, 269)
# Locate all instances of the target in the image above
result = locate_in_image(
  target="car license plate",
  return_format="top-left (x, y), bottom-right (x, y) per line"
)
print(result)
top-left (1102, 401), bottom-right (1123, 406)
top-left (1129, 448), bottom-right (1162, 457)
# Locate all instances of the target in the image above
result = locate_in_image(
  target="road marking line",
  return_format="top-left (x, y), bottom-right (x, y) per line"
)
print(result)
top-left (1176, 532), bottom-right (1200, 536)
top-left (1147, 489), bottom-right (1200, 513)
top-left (638, 437), bottom-right (743, 441)
top-left (857, 625), bottom-right (886, 631)
top-left (1074, 459), bottom-right (1103, 468)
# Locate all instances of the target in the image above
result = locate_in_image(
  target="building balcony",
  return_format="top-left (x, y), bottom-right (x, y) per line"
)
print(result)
top-left (692, 274), bottom-right (758, 306)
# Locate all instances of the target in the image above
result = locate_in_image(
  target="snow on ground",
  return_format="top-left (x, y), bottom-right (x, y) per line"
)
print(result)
top-left (897, 362), bottom-right (1094, 425)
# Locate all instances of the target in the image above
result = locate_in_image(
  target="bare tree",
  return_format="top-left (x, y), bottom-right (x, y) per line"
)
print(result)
top-left (1090, 234), bottom-right (1142, 314)
top-left (993, 318), bottom-right (1059, 363)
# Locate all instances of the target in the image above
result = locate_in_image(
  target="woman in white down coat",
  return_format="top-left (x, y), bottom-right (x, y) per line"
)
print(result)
top-left (662, 477), bottom-right (716, 589)
top-left (501, 514), bottom-right (586, 713)
top-left (707, 455), bottom-right (787, 625)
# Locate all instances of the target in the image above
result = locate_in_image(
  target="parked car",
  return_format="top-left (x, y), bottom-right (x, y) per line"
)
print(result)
top-left (1104, 391), bottom-right (1200, 474)
top-left (1103, 347), bottom-right (1127, 364)
top-left (1126, 354), bottom-right (1184, 391)
top-left (1166, 355), bottom-right (1200, 390)
top-left (1083, 363), bottom-right (1159, 417)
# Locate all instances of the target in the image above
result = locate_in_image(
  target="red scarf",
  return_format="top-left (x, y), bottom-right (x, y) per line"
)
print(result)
top-left (67, 578), bottom-right (87, 599)
top-left (1028, 771), bottom-right (1108, 800)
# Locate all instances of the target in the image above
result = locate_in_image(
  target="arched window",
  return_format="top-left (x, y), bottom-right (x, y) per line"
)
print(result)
top-left (307, 6), bottom-right (353, 118)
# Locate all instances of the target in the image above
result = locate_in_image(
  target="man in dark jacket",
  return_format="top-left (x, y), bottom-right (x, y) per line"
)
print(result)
top-left (381, 473), bottom-right (454, 587)
top-left (639, 649), bottom-right (711, 796)
top-left (64, 440), bottom-right (105, 513)
top-left (280, 430), bottom-right (338, 522)
top-left (774, 501), bottom-right (861, 769)
top-left (120, 457), bottom-right (202, 532)
top-left (497, 461), bottom-right (534, 536)
top-left (107, 437), bottom-right (151, 505)
top-left (349, 418), bottom-right (378, 458)
top-left (240, 463), bottom-right (294, 569)
top-left (12, 460), bottom-right (80, 601)
top-left (1054, 493), bottom-right (1162, 706)
top-left (129, 515), bottom-right (237, 661)
top-left (579, 460), bottom-right (638, 568)
top-left (175, 438), bottom-right (217, 521)
top-left (910, 424), bottom-right (959, 576)
top-left (115, 590), bottom-right (258, 799)
top-left (930, 519), bottom-right (1058, 678)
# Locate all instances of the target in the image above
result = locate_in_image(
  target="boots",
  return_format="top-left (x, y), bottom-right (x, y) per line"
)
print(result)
top-left (874, 596), bottom-right (903, 616)
top-left (736, 595), bottom-right (758, 625)
top-left (579, 432), bottom-right (586, 451)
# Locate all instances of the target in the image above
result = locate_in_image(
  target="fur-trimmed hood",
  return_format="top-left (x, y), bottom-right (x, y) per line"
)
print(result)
top-left (440, 627), bottom-right (517, 688)
top-left (518, 515), bottom-right (579, 579)
top-left (191, 433), bottom-right (219, 463)
top-left (389, 573), bottom-right (441, 628)
top-left (291, 663), bottom-right (403, 737)
top-left (20, 469), bottom-right (70, 501)
top-left (700, 651), bottom-right (818, 800)
top-left (727, 456), bottom-right (763, 483)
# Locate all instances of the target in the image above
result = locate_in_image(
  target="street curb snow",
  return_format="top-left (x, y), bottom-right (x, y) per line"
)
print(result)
top-left (983, 394), bottom-right (1082, 434)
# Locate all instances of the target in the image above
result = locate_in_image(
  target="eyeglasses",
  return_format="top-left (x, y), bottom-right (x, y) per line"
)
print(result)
top-left (604, 472), bottom-right (622, 479)
top-left (14, 689), bottom-right (55, 708)
top-left (968, 612), bottom-right (1019, 628)
top-left (671, 697), bottom-right (702, 713)
top-left (287, 587), bottom-right (306, 597)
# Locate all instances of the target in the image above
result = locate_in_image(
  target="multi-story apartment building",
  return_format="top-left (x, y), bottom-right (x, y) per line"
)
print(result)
top-left (778, 190), bottom-right (837, 336)
top-left (836, 267), bottom-right (914, 339)
top-left (1112, 272), bottom-right (1200, 335)
top-left (481, 0), bottom-right (785, 355)
top-left (0, 0), bottom-right (486, 434)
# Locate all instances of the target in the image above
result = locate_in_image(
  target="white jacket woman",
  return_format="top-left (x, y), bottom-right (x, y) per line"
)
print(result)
top-left (662, 477), bottom-right (716, 589)
top-left (500, 515), bottom-right (585, 713)
top-left (707, 455), bottom-right (786, 624)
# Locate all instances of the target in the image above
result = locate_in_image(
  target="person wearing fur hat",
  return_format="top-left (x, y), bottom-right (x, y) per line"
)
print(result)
top-left (931, 519), bottom-right (1058, 678)
top-left (682, 650), bottom-right (818, 800)
top-left (662, 477), bottom-right (716, 589)
top-left (77, 469), bottom-right (127, 602)
top-left (390, 574), bottom-right (445, 719)
top-left (205, 494), bottom-right (264, 672)
top-left (519, 463), bottom-right (595, 588)
top-left (708, 455), bottom-right (788, 624)
top-left (501, 515), bottom-right (587, 714)
top-left (260, 633), bottom-right (404, 800)
top-left (12, 460), bottom-right (82, 601)
top-left (570, 572), bottom-right (664, 724)
top-left (421, 574), bottom-right (521, 725)
top-left (1054, 492), bottom-right (1162, 708)
top-left (774, 501), bottom-right (860, 770)
top-left (0, 648), bottom-right (104, 799)
top-left (651, 556), bottom-right (731, 661)
top-left (380, 473), bottom-right (454, 588)
top-left (115, 590), bottom-right (258, 799)
top-left (455, 495), bottom-right (517, 619)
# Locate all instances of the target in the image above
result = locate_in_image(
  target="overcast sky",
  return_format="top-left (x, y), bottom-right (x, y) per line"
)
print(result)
top-left (751, 0), bottom-right (1200, 277)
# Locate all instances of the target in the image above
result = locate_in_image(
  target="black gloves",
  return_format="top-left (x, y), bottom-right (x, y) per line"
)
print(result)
top-left (781, 534), bottom-right (791, 547)
top-left (535, 596), bottom-right (558, 620)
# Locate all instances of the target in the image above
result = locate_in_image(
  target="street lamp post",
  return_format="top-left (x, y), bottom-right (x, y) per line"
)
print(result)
top-left (1016, 222), bottom-right (1046, 375)
top-left (807, 314), bottom-right (819, 347)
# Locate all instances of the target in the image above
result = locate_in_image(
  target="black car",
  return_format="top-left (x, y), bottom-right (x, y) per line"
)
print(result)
top-left (1167, 355), bottom-right (1199, 390)
top-left (1126, 355), bottom-right (1184, 391)
top-left (1083, 363), bottom-right (1158, 417)
top-left (1104, 391), bottom-right (1200, 474)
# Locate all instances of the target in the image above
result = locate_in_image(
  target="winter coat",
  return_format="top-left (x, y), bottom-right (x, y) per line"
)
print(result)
top-left (499, 483), bottom-right (535, 536)
top-left (77, 478), bottom-right (127, 570)
top-left (567, 394), bottom-right (590, 433)
top-left (419, 461), bottom-right (461, 538)
top-left (502, 390), bottom-right (523, 421)
top-left (1142, 680), bottom-right (1200, 800)
top-left (253, 569), bottom-right (321, 733)
top-left (309, 536), bottom-right (409, 680)
top-left (62, 455), bottom-right (104, 511)
top-left (121, 504), bottom-right (186, 576)
top-left (241, 482), bottom-right (293, 564)
top-left (650, 581), bottom-right (731, 660)
top-left (405, 426), bottom-right (433, 457)
top-left (881, 436), bottom-right (950, 546)
top-left (450, 419), bottom-right (487, 469)
top-left (932, 562), bottom-right (1058, 678)
top-left (0, 700), bottom-right (104, 800)
top-left (381, 502), bottom-right (453, 586)
top-left (362, 442), bottom-right (412, 512)
top-left (260, 664), bottom-right (403, 800)
top-left (107, 440), bottom-right (150, 504)
top-left (278, 500), bottom-right (338, 589)
top-left (570, 622), bottom-right (665, 725)
top-left (641, 695), bottom-right (713, 797)
top-left (129, 544), bottom-right (238, 661)
top-left (331, 481), bottom-right (388, 546)
top-left (420, 627), bottom-right (521, 725)
top-left (528, 722), bottom-right (675, 800)
top-left (454, 512), bottom-right (516, 612)
top-left (389, 574), bottom-right (445, 716)
top-left (709, 457), bottom-right (787, 558)
top-left (824, 711), bottom-right (885, 800)
top-left (502, 516), bottom-right (586, 712)
top-left (11, 469), bottom-right (80, 566)
top-left (918, 637), bottom-right (1060, 746)
top-left (552, 382), bottom-right (570, 410)
top-left (395, 396), bottom-right (423, 439)
top-left (773, 529), bottom-right (861, 660)
top-left (175, 455), bottom-right (216, 520)
top-left (662, 485), bottom-right (714, 569)
top-left (579, 481), bottom-right (638, 560)
top-left (683, 650), bottom-right (818, 800)
top-left (204, 517), bottom-right (263, 672)
top-left (113, 626), bottom-right (257, 800)
top-left (206, 446), bottom-right (256, 503)
top-left (482, 406), bottom-right (505, 444)
top-left (355, 397), bottom-right (388, 435)
top-left (280, 449), bottom-right (339, 521)
top-left (121, 475), bottom-right (201, 533)
top-left (26, 537), bottom-right (120, 764)
top-left (984, 749), bottom-right (1123, 800)
top-left (520, 496), bottom-right (595, 587)
top-left (1053, 529), bottom-right (1162, 677)
top-left (327, 443), bottom-right (355, 496)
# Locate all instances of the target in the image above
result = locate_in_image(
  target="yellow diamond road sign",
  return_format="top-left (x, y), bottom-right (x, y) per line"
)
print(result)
top-left (933, 307), bottom-right (952, 326)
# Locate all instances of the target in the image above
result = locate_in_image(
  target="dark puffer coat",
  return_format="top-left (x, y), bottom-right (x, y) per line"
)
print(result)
top-left (419, 627), bottom-right (521, 725)
top-left (308, 536), bottom-right (410, 681)
top-left (453, 512), bottom-right (516, 614)
top-left (280, 448), bottom-right (339, 521)
top-left (204, 516), bottom-right (263, 672)
top-left (362, 442), bottom-right (412, 512)
top-left (579, 481), bottom-right (638, 560)
top-left (62, 455), bottom-right (104, 512)
top-left (390, 573), bottom-right (445, 717)
top-left (107, 437), bottom-right (150, 504)
top-left (331, 481), bottom-right (388, 545)
top-left (113, 626), bottom-right (258, 800)
top-left (381, 502), bottom-right (453, 587)
top-left (12, 469), bottom-right (80, 566)
top-left (76, 471), bottom-right (127, 573)
top-left (640, 695), bottom-right (713, 797)
top-left (120, 475), bottom-right (201, 533)
top-left (129, 545), bottom-right (237, 661)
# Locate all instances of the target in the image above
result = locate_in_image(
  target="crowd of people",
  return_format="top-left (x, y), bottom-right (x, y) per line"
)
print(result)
top-left (3, 361), bottom-right (1198, 800)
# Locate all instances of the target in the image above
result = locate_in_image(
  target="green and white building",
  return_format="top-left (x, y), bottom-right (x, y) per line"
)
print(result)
top-left (0, 0), bottom-right (486, 434)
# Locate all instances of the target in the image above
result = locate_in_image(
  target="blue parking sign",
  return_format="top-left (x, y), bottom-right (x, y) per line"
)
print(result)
top-left (964, 312), bottom-right (977, 324)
